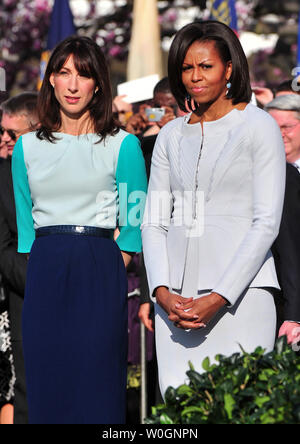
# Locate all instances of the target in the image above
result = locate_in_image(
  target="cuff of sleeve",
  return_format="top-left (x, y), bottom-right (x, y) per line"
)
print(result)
top-left (150, 283), bottom-right (170, 303)
top-left (212, 288), bottom-right (233, 307)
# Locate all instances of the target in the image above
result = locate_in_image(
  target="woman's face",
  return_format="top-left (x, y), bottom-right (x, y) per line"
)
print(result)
top-left (50, 54), bottom-right (96, 117)
top-left (181, 40), bottom-right (232, 106)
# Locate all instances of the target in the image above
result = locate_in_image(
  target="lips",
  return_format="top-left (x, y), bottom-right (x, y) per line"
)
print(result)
top-left (191, 86), bottom-right (207, 94)
top-left (65, 96), bottom-right (80, 104)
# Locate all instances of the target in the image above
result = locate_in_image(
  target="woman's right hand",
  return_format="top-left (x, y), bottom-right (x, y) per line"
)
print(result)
top-left (155, 286), bottom-right (204, 327)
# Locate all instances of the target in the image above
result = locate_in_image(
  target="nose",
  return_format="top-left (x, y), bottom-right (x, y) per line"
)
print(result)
top-left (1, 129), bottom-right (12, 143)
top-left (191, 67), bottom-right (203, 83)
top-left (68, 75), bottom-right (79, 93)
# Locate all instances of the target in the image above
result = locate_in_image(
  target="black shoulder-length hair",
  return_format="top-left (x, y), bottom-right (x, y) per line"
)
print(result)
top-left (37, 36), bottom-right (119, 142)
top-left (168, 20), bottom-right (252, 111)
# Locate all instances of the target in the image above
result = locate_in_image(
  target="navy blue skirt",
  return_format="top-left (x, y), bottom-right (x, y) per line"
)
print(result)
top-left (23, 233), bottom-right (128, 424)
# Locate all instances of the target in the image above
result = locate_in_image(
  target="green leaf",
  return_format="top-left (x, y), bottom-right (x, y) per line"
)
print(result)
top-left (160, 413), bottom-right (174, 424)
top-left (176, 384), bottom-right (193, 397)
top-left (258, 369), bottom-right (276, 381)
top-left (224, 393), bottom-right (235, 420)
top-left (151, 406), bottom-right (157, 416)
top-left (186, 370), bottom-right (203, 386)
top-left (164, 387), bottom-right (177, 404)
top-left (202, 357), bottom-right (211, 372)
top-left (181, 406), bottom-right (204, 417)
top-left (188, 360), bottom-right (195, 371)
top-left (255, 396), bottom-right (270, 408)
top-left (275, 336), bottom-right (288, 354)
top-left (260, 409), bottom-right (276, 424)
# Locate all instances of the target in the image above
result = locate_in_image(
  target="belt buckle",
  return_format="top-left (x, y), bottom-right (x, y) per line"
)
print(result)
top-left (75, 225), bottom-right (84, 234)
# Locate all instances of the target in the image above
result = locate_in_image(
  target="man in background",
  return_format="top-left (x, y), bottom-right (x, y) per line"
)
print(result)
top-left (265, 94), bottom-right (300, 346)
top-left (0, 92), bottom-right (39, 423)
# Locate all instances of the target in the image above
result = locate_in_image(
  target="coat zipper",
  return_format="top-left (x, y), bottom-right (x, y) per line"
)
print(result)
top-left (192, 127), bottom-right (204, 220)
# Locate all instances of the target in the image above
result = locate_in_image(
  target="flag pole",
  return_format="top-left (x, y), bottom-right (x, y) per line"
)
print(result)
top-left (127, 0), bottom-right (163, 81)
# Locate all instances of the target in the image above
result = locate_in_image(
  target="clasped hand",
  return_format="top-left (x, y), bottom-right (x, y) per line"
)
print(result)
top-left (155, 287), bottom-right (227, 330)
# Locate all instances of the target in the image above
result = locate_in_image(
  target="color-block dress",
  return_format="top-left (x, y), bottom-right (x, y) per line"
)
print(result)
top-left (12, 130), bottom-right (147, 424)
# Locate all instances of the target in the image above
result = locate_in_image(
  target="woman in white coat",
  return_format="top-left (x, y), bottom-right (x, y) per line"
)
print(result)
top-left (141, 20), bottom-right (286, 397)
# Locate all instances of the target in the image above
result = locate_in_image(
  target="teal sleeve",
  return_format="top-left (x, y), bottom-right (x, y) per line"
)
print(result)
top-left (116, 133), bottom-right (148, 252)
top-left (12, 137), bottom-right (35, 253)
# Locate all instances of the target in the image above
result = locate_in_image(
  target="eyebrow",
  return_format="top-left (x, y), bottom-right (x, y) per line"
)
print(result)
top-left (182, 58), bottom-right (213, 64)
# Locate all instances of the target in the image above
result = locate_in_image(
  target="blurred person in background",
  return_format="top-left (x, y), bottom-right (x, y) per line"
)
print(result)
top-left (0, 111), bottom-right (15, 424)
top-left (0, 137), bottom-right (8, 159)
top-left (266, 94), bottom-right (300, 164)
top-left (112, 94), bottom-right (133, 128)
top-left (275, 79), bottom-right (300, 97)
top-left (0, 91), bottom-right (39, 424)
top-left (266, 94), bottom-right (300, 346)
top-left (125, 77), bottom-right (178, 139)
top-left (0, 264), bottom-right (15, 425)
top-left (253, 78), bottom-right (300, 108)
top-left (0, 108), bottom-right (8, 160)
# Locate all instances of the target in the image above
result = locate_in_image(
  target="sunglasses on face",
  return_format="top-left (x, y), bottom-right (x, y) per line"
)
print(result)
top-left (0, 126), bottom-right (17, 141)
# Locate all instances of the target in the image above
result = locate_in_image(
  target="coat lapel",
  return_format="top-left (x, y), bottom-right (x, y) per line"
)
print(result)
top-left (205, 127), bottom-right (249, 201)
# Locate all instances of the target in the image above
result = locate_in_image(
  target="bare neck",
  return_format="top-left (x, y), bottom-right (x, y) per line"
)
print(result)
top-left (59, 110), bottom-right (94, 135)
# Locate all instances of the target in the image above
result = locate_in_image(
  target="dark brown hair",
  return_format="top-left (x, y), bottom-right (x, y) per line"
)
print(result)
top-left (37, 36), bottom-right (119, 142)
top-left (168, 20), bottom-right (252, 111)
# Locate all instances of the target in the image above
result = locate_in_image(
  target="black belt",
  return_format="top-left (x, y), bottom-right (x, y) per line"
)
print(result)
top-left (35, 225), bottom-right (114, 239)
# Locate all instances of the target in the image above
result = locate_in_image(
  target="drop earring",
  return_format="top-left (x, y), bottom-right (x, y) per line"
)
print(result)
top-left (184, 94), bottom-right (198, 113)
top-left (226, 81), bottom-right (232, 95)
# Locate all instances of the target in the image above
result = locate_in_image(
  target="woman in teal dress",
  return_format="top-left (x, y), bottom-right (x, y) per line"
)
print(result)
top-left (12, 36), bottom-right (147, 424)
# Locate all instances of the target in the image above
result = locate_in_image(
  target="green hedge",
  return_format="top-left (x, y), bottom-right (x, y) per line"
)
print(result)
top-left (146, 337), bottom-right (300, 424)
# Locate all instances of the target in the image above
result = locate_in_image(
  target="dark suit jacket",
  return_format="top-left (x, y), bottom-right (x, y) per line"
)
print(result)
top-left (272, 163), bottom-right (300, 324)
top-left (139, 135), bottom-right (157, 305)
top-left (0, 158), bottom-right (27, 333)
top-left (0, 157), bottom-right (28, 423)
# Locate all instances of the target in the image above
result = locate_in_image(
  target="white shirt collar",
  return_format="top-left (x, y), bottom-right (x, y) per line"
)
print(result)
top-left (292, 158), bottom-right (300, 172)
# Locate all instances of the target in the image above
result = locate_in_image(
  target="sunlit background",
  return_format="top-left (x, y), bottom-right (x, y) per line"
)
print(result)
top-left (0, 0), bottom-right (299, 96)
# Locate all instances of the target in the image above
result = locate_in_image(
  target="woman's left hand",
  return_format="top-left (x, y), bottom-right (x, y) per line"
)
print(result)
top-left (173, 292), bottom-right (227, 330)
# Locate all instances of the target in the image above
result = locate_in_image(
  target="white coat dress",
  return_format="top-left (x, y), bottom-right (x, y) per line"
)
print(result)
top-left (141, 104), bottom-right (286, 396)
